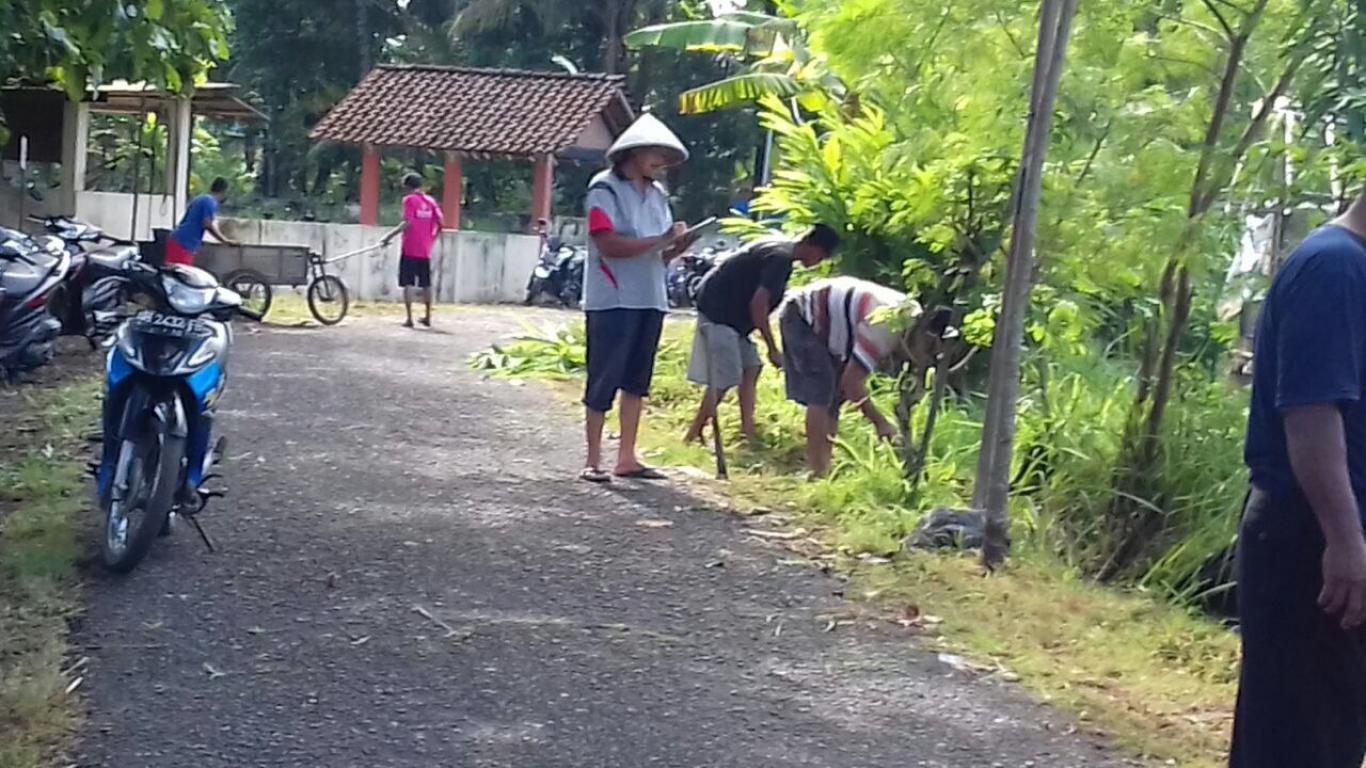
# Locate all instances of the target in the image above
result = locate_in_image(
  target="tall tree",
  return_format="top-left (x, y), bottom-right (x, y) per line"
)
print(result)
top-left (453, 0), bottom-right (670, 74)
top-left (0, 0), bottom-right (232, 141)
top-left (1099, 0), bottom-right (1338, 579)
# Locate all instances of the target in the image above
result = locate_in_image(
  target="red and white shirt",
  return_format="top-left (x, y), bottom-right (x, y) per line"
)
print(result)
top-left (791, 277), bottom-right (909, 370)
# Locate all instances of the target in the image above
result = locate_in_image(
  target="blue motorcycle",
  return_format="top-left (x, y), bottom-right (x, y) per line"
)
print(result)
top-left (95, 262), bottom-right (261, 572)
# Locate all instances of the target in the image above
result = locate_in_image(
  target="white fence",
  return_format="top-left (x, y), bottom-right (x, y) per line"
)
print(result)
top-left (220, 218), bottom-right (539, 304)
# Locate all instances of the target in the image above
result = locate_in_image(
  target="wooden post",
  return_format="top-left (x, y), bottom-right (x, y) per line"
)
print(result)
top-left (360, 144), bottom-right (381, 226)
top-left (60, 101), bottom-right (89, 214)
top-left (168, 97), bottom-right (192, 221)
top-left (975, 0), bottom-right (1079, 570)
top-left (530, 154), bottom-right (555, 227)
top-left (442, 153), bottom-right (463, 231)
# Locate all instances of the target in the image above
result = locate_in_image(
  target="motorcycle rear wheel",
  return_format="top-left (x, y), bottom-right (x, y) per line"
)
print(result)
top-left (101, 432), bottom-right (184, 573)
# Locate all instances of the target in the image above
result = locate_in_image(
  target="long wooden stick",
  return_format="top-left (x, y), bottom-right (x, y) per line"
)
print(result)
top-left (701, 324), bottom-right (729, 480)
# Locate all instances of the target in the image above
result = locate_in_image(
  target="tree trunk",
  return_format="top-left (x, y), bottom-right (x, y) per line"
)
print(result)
top-left (601, 0), bottom-right (633, 75)
top-left (976, 0), bottom-right (1078, 570)
top-left (356, 0), bottom-right (372, 79)
top-left (1101, 0), bottom-right (1293, 580)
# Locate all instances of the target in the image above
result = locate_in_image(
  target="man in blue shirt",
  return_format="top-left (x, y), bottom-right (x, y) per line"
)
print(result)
top-left (166, 177), bottom-right (237, 265)
top-left (1237, 189), bottom-right (1366, 767)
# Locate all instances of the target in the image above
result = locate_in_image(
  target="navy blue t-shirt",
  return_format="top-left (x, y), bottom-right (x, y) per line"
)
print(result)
top-left (1245, 225), bottom-right (1366, 520)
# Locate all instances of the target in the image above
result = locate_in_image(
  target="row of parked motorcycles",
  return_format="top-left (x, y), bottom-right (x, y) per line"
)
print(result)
top-left (0, 216), bottom-right (139, 378)
top-left (524, 239), bottom-right (728, 309)
top-left (2, 216), bottom-right (261, 573)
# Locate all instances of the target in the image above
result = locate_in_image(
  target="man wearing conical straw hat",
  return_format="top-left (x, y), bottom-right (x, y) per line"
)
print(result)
top-left (578, 113), bottom-right (698, 483)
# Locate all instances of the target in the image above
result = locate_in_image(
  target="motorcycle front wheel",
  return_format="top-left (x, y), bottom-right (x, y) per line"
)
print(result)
top-left (225, 270), bottom-right (274, 319)
top-left (101, 431), bottom-right (184, 573)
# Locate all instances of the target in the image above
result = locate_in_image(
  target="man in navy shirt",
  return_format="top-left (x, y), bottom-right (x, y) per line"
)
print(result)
top-left (166, 177), bottom-right (237, 266)
top-left (1237, 189), bottom-right (1366, 767)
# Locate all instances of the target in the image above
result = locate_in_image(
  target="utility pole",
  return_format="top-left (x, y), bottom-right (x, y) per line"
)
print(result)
top-left (974, 0), bottom-right (1079, 570)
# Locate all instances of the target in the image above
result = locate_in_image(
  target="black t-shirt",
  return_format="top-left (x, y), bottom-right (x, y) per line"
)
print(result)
top-left (1245, 224), bottom-right (1366, 525)
top-left (695, 238), bottom-right (796, 333)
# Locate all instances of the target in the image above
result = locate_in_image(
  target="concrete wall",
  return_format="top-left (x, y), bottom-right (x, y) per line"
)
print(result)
top-left (77, 190), bottom-right (178, 241)
top-left (219, 218), bottom-right (539, 304)
top-left (0, 163), bottom-right (64, 229)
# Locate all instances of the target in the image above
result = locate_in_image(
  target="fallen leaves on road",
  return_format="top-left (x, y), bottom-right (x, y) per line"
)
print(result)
top-left (938, 653), bottom-right (995, 676)
top-left (636, 520), bottom-right (675, 529)
top-left (202, 663), bottom-right (227, 680)
top-left (411, 604), bottom-right (472, 641)
top-left (743, 528), bottom-right (800, 540)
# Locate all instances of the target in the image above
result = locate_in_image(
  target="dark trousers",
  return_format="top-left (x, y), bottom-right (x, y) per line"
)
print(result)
top-left (1230, 487), bottom-right (1366, 768)
top-left (582, 308), bottom-right (664, 414)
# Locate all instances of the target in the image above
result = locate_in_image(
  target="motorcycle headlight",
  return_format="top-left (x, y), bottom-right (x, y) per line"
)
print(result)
top-left (114, 325), bottom-right (143, 369)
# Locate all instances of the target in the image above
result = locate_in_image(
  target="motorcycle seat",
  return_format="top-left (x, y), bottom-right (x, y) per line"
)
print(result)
top-left (86, 247), bottom-right (137, 271)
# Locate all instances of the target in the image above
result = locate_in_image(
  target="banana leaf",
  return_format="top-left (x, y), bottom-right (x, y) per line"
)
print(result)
top-left (677, 73), bottom-right (800, 115)
top-left (625, 19), bottom-right (766, 54)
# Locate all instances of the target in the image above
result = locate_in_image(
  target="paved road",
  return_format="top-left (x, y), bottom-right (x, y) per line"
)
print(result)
top-left (75, 310), bottom-right (1130, 768)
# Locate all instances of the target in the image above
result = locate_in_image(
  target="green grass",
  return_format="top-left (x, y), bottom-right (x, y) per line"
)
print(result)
top-left (473, 319), bottom-right (1243, 767)
top-left (0, 377), bottom-right (101, 768)
top-left (261, 293), bottom-right (488, 327)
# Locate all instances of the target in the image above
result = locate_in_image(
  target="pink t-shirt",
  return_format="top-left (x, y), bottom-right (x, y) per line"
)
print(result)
top-left (401, 192), bottom-right (444, 259)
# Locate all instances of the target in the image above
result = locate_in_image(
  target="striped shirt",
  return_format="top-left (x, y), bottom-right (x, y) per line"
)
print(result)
top-left (790, 277), bottom-right (908, 371)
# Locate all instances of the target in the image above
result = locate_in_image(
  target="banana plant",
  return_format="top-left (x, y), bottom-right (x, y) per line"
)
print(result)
top-left (624, 11), bottom-right (845, 116)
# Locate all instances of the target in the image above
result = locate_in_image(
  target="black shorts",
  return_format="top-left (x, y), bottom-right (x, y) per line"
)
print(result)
top-left (779, 303), bottom-right (844, 411)
top-left (583, 308), bottom-right (665, 414)
top-left (398, 256), bottom-right (431, 288)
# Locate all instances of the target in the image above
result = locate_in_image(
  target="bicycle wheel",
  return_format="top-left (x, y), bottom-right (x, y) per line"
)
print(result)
top-left (307, 275), bottom-right (350, 326)
top-left (224, 270), bottom-right (273, 319)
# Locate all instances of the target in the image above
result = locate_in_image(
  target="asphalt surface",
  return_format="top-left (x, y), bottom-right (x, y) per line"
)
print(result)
top-left (74, 309), bottom-right (1132, 768)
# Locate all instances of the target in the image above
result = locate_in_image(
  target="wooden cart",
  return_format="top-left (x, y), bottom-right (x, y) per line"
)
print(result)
top-left (195, 242), bottom-right (368, 326)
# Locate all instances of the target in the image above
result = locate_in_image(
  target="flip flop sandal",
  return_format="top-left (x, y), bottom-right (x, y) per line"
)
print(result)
top-left (580, 467), bottom-right (612, 484)
top-left (615, 467), bottom-right (667, 480)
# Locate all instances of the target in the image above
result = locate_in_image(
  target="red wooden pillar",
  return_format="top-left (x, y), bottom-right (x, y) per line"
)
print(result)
top-left (442, 154), bottom-right (463, 231)
top-left (530, 154), bottom-right (555, 227)
top-left (360, 144), bottom-right (381, 226)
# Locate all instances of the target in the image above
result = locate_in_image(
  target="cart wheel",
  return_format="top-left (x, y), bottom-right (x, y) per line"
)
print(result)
top-left (224, 270), bottom-right (273, 319)
top-left (307, 275), bottom-right (350, 326)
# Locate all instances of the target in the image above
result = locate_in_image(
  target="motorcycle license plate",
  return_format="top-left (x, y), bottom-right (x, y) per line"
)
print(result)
top-left (132, 311), bottom-right (197, 337)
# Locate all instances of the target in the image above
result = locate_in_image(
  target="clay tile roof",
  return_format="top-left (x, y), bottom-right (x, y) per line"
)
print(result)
top-left (310, 65), bottom-right (634, 159)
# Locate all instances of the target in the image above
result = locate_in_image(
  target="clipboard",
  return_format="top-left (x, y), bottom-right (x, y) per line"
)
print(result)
top-left (675, 216), bottom-right (718, 241)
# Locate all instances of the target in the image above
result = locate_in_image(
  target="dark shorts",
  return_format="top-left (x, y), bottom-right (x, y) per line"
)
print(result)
top-left (399, 256), bottom-right (431, 288)
top-left (1230, 487), bottom-right (1366, 768)
top-left (583, 308), bottom-right (665, 414)
top-left (779, 303), bottom-right (843, 411)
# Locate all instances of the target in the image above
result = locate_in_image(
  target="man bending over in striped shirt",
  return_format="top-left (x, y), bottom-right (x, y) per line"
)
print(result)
top-left (779, 277), bottom-right (909, 477)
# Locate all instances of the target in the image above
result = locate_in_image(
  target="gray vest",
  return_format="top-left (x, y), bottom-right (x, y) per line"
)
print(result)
top-left (582, 170), bottom-right (673, 312)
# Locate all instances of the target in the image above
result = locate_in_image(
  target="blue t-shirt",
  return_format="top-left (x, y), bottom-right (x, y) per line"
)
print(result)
top-left (172, 194), bottom-right (219, 251)
top-left (1245, 225), bottom-right (1366, 521)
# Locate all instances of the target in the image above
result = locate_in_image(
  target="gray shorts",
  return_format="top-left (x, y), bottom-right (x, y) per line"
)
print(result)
top-left (687, 316), bottom-right (761, 391)
top-left (780, 303), bottom-right (843, 410)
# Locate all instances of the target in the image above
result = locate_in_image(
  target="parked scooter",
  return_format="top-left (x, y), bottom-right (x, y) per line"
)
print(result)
top-left (0, 227), bottom-right (70, 380)
top-left (94, 262), bottom-right (262, 572)
top-left (524, 244), bottom-right (586, 308)
top-left (31, 215), bottom-right (140, 345)
top-left (667, 242), bottom-right (723, 309)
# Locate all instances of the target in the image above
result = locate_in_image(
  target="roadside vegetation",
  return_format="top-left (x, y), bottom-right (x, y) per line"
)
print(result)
top-left (474, 322), bottom-right (1241, 766)
top-left (0, 377), bottom-right (102, 768)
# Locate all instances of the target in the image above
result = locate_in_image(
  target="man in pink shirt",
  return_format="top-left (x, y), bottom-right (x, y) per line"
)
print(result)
top-left (382, 173), bottom-right (444, 328)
